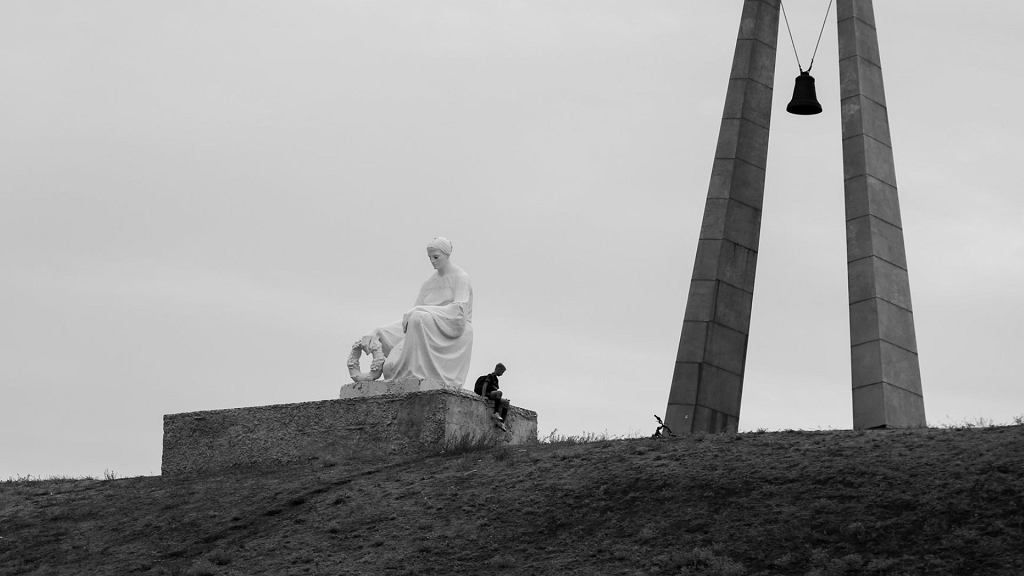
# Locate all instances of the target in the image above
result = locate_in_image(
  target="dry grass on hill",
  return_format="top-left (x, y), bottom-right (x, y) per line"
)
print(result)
top-left (2, 425), bottom-right (1023, 576)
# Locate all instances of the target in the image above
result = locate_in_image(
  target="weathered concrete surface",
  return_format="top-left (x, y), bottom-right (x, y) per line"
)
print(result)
top-left (666, 0), bottom-right (780, 434)
top-left (162, 390), bottom-right (537, 476)
top-left (838, 0), bottom-right (925, 429)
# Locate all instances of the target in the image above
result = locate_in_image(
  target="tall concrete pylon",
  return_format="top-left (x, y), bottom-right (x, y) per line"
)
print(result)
top-left (664, 0), bottom-right (925, 433)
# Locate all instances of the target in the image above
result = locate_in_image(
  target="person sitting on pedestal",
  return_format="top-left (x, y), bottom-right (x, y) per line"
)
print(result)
top-left (474, 363), bottom-right (509, 423)
top-left (370, 237), bottom-right (474, 388)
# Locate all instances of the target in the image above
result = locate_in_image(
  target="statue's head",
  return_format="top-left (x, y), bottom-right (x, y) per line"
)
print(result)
top-left (426, 236), bottom-right (453, 270)
top-left (495, 363), bottom-right (506, 376)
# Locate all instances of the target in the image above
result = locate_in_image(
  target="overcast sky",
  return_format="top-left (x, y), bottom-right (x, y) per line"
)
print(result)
top-left (3, 1), bottom-right (1023, 479)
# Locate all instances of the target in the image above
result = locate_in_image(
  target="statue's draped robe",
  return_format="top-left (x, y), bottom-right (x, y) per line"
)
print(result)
top-left (374, 267), bottom-right (473, 387)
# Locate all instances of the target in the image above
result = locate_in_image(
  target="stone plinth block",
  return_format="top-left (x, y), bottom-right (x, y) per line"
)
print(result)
top-left (723, 78), bottom-right (773, 129)
top-left (851, 340), bottom-right (922, 394)
top-left (846, 215), bottom-right (908, 268)
top-left (162, 390), bottom-right (538, 476)
top-left (847, 256), bottom-right (913, 310)
top-left (716, 119), bottom-right (771, 170)
top-left (838, 13), bottom-right (881, 65)
top-left (837, 0), bottom-right (876, 28)
top-left (844, 175), bottom-right (902, 227)
top-left (849, 297), bottom-right (918, 352)
top-left (852, 381), bottom-right (926, 429)
top-left (692, 239), bottom-right (759, 292)
top-left (842, 134), bottom-right (896, 186)
top-left (706, 324), bottom-right (748, 375)
top-left (665, 403), bottom-right (739, 435)
top-left (839, 55), bottom-right (886, 105)
top-left (841, 95), bottom-right (891, 146)
top-left (675, 323), bottom-right (708, 364)
top-left (700, 197), bottom-right (762, 251)
top-left (737, 0), bottom-right (780, 47)
top-left (709, 159), bottom-right (767, 210)
top-left (731, 39), bottom-right (778, 89)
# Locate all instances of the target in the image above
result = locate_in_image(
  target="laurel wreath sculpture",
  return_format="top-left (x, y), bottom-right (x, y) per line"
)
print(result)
top-left (347, 335), bottom-right (386, 382)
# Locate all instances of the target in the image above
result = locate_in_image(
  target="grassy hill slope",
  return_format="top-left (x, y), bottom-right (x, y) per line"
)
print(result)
top-left (2, 425), bottom-right (1023, 576)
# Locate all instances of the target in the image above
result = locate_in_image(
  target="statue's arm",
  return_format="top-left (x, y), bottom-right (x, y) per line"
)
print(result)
top-left (450, 272), bottom-right (472, 305)
top-left (401, 272), bottom-right (471, 332)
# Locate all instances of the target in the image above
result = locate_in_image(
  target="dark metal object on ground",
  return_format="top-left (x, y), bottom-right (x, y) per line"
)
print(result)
top-left (652, 414), bottom-right (673, 438)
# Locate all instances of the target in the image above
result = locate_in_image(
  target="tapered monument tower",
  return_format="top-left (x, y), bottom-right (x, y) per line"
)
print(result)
top-left (664, 0), bottom-right (925, 433)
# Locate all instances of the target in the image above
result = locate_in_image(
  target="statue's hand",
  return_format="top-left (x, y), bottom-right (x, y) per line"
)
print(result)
top-left (402, 306), bottom-right (428, 333)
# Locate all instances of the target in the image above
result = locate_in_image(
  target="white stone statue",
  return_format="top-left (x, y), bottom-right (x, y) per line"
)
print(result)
top-left (347, 237), bottom-right (474, 390)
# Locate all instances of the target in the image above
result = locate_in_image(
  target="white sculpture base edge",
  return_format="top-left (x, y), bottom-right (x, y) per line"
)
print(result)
top-left (339, 378), bottom-right (463, 399)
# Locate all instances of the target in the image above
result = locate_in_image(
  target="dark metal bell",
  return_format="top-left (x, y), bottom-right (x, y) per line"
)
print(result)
top-left (786, 71), bottom-right (822, 115)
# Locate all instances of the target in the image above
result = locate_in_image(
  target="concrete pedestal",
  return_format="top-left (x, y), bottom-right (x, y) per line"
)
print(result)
top-left (161, 390), bottom-right (538, 476)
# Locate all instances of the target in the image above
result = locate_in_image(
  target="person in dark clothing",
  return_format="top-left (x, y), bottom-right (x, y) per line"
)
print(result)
top-left (474, 363), bottom-right (509, 422)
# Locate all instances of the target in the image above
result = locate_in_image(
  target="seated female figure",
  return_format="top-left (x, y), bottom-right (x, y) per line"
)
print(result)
top-left (372, 237), bottom-right (473, 388)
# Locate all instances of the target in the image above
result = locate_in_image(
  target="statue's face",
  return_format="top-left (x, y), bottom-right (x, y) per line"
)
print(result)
top-left (427, 248), bottom-right (449, 270)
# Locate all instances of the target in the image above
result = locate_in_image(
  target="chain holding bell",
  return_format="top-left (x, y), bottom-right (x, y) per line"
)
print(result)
top-left (786, 71), bottom-right (822, 115)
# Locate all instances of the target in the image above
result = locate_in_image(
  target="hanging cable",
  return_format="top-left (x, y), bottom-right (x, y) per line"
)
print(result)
top-left (780, 0), bottom-right (834, 73)
top-left (779, 1), bottom-right (804, 72)
top-left (807, 0), bottom-right (834, 72)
